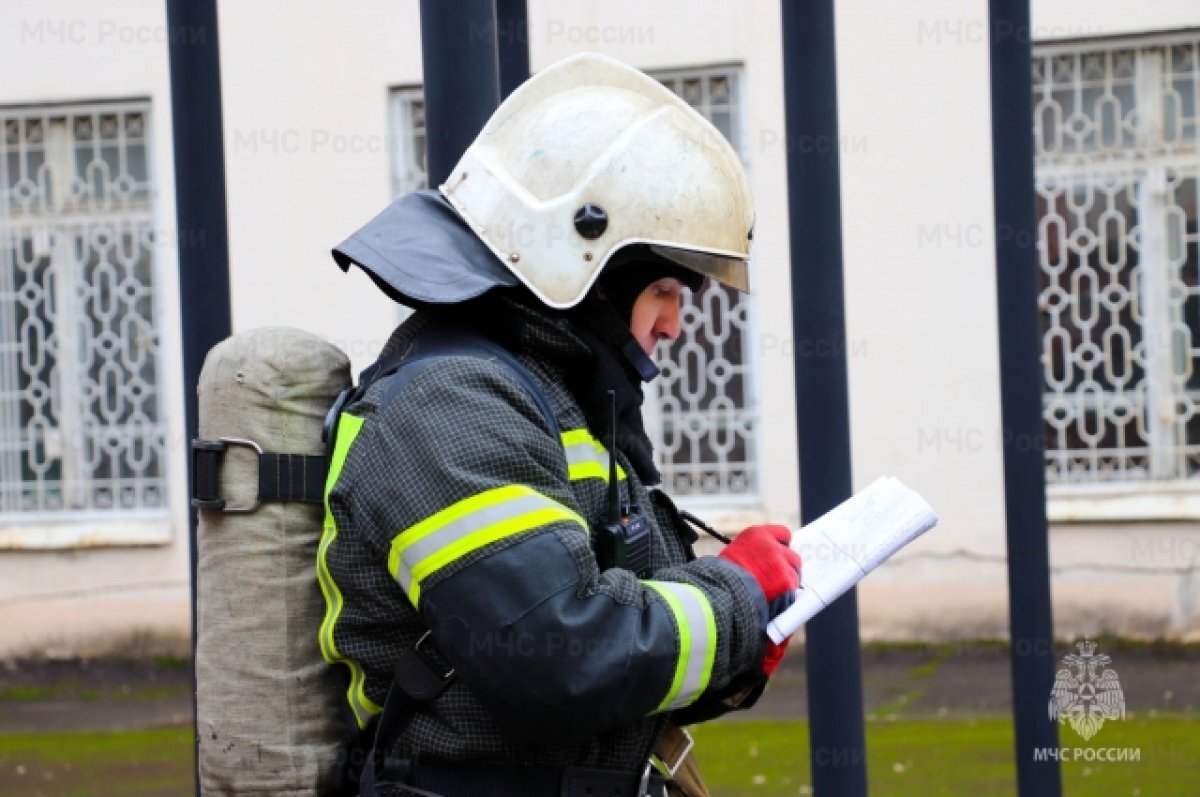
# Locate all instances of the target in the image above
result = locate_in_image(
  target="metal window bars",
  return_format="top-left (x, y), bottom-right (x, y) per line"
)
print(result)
top-left (0, 101), bottom-right (167, 515)
top-left (1033, 37), bottom-right (1200, 483)
top-left (653, 67), bottom-right (758, 497)
top-left (388, 88), bottom-right (427, 200)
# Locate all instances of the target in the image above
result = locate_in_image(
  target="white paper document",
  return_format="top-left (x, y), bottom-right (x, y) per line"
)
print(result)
top-left (767, 477), bottom-right (939, 643)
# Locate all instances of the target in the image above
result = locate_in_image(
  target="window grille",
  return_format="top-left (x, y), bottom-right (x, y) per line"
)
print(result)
top-left (1033, 37), bottom-right (1200, 484)
top-left (654, 67), bottom-right (757, 497)
top-left (385, 68), bottom-right (759, 497)
top-left (0, 101), bottom-right (167, 515)
top-left (388, 89), bottom-right (427, 198)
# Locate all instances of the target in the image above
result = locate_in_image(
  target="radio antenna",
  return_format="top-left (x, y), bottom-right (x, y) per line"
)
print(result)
top-left (607, 390), bottom-right (620, 524)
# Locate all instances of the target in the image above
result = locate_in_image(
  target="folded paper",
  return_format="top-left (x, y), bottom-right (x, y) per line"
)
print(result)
top-left (767, 477), bottom-right (939, 643)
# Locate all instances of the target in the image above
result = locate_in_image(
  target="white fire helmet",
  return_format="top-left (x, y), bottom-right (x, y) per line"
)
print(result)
top-left (440, 52), bottom-right (754, 309)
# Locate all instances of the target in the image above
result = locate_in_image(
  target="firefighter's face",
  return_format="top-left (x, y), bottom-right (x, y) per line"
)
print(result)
top-left (629, 277), bottom-right (685, 355)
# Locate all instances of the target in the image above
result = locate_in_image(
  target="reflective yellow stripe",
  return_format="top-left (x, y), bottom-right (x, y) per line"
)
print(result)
top-left (389, 484), bottom-right (587, 607)
top-left (315, 413), bottom-right (381, 729)
top-left (644, 581), bottom-right (717, 712)
top-left (560, 428), bottom-right (627, 483)
top-left (560, 429), bottom-right (596, 447)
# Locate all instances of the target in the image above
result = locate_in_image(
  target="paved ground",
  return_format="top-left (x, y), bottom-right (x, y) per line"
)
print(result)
top-left (1, 640), bottom-right (1195, 734)
top-left (0, 657), bottom-right (192, 735)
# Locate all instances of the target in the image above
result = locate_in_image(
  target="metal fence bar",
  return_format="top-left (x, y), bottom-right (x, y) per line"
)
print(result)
top-left (496, 0), bottom-right (530, 100)
top-left (780, 1), bottom-right (868, 795)
top-left (419, 0), bottom-right (501, 187)
top-left (165, 2), bottom-right (232, 794)
top-left (987, 1), bottom-right (1063, 794)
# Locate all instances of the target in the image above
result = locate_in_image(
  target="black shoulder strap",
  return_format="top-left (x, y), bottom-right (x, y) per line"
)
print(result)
top-left (371, 324), bottom-right (561, 440)
top-left (195, 324), bottom-right (561, 514)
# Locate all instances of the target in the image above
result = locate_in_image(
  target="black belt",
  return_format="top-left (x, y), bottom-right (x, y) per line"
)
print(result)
top-left (387, 760), bottom-right (667, 797)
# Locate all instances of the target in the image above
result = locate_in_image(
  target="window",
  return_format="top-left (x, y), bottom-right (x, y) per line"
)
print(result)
top-left (653, 67), bottom-right (758, 498)
top-left (386, 68), bottom-right (760, 499)
top-left (389, 88), bottom-right (426, 198)
top-left (0, 102), bottom-right (168, 522)
top-left (1033, 37), bottom-right (1199, 491)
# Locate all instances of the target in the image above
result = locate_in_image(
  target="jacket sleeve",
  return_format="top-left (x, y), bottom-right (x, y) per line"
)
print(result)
top-left (644, 489), bottom-right (772, 725)
top-left (339, 356), bottom-right (764, 739)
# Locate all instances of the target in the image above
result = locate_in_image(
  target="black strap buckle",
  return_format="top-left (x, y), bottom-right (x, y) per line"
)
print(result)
top-left (635, 761), bottom-right (655, 797)
top-left (362, 631), bottom-right (457, 795)
top-left (192, 436), bottom-right (329, 513)
top-left (407, 631), bottom-right (456, 688)
top-left (191, 437), bottom-right (264, 514)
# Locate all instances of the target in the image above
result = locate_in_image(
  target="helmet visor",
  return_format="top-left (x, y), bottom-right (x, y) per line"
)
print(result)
top-left (649, 245), bottom-right (750, 293)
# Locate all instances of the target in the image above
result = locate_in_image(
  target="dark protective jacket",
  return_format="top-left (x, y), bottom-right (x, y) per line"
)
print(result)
top-left (320, 196), bottom-right (768, 774)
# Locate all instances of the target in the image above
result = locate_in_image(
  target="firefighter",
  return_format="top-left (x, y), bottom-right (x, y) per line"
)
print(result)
top-left (321, 52), bottom-right (801, 797)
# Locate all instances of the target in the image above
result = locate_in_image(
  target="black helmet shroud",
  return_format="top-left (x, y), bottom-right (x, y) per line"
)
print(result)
top-left (332, 190), bottom-right (671, 484)
top-left (332, 190), bottom-right (686, 385)
top-left (332, 189), bottom-right (520, 307)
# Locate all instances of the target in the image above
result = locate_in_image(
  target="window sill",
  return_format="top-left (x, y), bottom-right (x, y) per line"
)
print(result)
top-left (1047, 483), bottom-right (1200, 523)
top-left (0, 513), bottom-right (173, 550)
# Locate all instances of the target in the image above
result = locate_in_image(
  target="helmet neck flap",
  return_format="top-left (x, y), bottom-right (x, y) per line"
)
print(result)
top-left (331, 189), bottom-right (519, 307)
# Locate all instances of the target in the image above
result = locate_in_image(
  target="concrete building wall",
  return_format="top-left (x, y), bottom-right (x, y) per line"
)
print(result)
top-left (217, 0), bottom-right (420, 370)
top-left (1031, 0), bottom-right (1200, 642)
top-left (1033, 0), bottom-right (1200, 40)
top-left (2, 0), bottom-right (1198, 657)
top-left (833, 0), bottom-right (1012, 638)
top-left (0, 0), bottom-right (191, 657)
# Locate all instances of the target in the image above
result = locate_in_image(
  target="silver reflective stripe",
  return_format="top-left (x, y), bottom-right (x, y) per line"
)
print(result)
top-left (389, 484), bottom-right (585, 606)
top-left (564, 440), bottom-right (608, 473)
top-left (395, 492), bottom-right (551, 592)
top-left (644, 581), bottom-right (717, 712)
top-left (561, 428), bottom-right (626, 482)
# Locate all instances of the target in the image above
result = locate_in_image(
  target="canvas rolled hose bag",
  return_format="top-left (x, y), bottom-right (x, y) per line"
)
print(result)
top-left (192, 323), bottom-right (572, 795)
top-left (194, 327), bottom-right (352, 796)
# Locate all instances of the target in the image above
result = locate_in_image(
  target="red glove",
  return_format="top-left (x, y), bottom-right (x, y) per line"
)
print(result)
top-left (719, 525), bottom-right (801, 676)
top-left (763, 639), bottom-right (789, 676)
top-left (720, 525), bottom-right (801, 603)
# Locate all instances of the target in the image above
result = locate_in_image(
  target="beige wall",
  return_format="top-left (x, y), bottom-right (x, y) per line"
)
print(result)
top-left (1033, 1), bottom-right (1200, 642)
top-left (217, 0), bottom-right (420, 370)
top-left (2, 0), bottom-right (1198, 657)
top-left (834, 0), bottom-right (1011, 638)
top-left (1034, 0), bottom-right (1200, 40)
top-left (0, 0), bottom-right (191, 657)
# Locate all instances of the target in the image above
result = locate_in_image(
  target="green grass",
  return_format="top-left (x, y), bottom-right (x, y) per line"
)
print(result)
top-left (693, 714), bottom-right (1200, 796)
top-left (0, 727), bottom-right (193, 797)
top-left (0, 679), bottom-right (189, 703)
top-left (0, 685), bottom-right (55, 702)
top-left (0, 715), bottom-right (1195, 796)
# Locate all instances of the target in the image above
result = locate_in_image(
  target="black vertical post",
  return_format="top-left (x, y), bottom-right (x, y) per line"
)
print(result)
top-left (419, 0), bottom-right (502, 187)
top-left (987, 2), bottom-right (1062, 795)
top-left (780, 2), bottom-right (868, 795)
top-left (165, 1), bottom-right (232, 795)
top-left (496, 0), bottom-right (530, 99)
